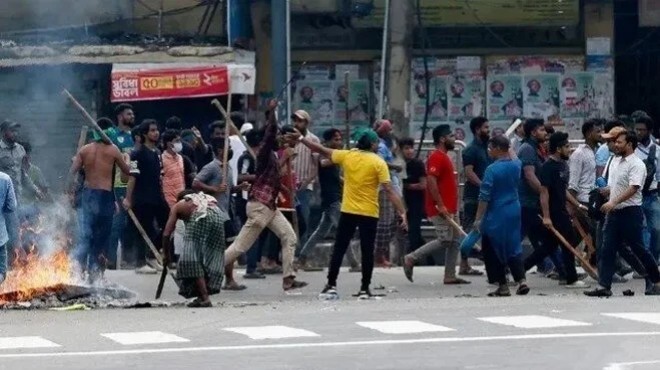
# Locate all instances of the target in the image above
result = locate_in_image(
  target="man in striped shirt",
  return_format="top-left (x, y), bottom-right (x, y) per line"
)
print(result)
top-left (291, 110), bottom-right (320, 246)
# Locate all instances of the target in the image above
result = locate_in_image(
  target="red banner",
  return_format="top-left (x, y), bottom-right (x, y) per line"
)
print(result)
top-left (111, 66), bottom-right (229, 102)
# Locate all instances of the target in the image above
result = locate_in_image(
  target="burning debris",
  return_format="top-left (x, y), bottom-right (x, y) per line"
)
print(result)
top-left (0, 198), bottom-right (137, 310)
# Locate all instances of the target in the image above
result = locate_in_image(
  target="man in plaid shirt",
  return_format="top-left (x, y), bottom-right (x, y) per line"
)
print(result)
top-left (223, 100), bottom-right (307, 291)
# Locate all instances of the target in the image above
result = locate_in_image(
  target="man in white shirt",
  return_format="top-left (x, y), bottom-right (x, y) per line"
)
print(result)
top-left (634, 115), bottom-right (660, 260)
top-left (585, 129), bottom-right (660, 297)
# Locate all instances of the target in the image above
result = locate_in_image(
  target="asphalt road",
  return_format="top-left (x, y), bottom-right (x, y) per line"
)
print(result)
top-left (1, 266), bottom-right (660, 370)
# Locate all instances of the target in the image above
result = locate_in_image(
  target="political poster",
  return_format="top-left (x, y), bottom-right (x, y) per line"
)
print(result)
top-left (486, 74), bottom-right (523, 121)
top-left (522, 74), bottom-right (560, 120)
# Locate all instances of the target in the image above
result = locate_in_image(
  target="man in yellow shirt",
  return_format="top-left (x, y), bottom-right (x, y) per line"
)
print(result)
top-left (288, 127), bottom-right (407, 299)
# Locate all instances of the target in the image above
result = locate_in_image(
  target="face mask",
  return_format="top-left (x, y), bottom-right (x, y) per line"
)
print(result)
top-left (173, 142), bottom-right (183, 153)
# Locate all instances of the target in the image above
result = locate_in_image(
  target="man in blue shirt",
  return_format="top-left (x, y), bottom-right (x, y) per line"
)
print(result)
top-left (0, 172), bottom-right (16, 283)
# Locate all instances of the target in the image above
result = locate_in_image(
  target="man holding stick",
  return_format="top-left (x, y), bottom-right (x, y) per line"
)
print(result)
top-left (585, 129), bottom-right (660, 297)
top-left (67, 129), bottom-right (131, 281)
top-left (402, 125), bottom-right (470, 285)
top-left (223, 100), bottom-right (307, 291)
top-left (535, 132), bottom-right (589, 289)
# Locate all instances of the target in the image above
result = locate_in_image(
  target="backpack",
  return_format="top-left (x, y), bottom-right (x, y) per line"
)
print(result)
top-left (643, 144), bottom-right (657, 195)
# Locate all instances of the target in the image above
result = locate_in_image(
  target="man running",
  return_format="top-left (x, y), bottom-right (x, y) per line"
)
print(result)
top-left (222, 100), bottom-right (307, 291)
top-left (68, 129), bottom-right (131, 281)
top-left (287, 127), bottom-right (407, 299)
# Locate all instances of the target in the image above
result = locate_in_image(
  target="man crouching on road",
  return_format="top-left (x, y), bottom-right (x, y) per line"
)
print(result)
top-left (162, 190), bottom-right (226, 307)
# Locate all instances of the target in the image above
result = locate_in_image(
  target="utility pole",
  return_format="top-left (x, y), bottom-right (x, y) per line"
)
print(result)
top-left (386, 0), bottom-right (413, 138)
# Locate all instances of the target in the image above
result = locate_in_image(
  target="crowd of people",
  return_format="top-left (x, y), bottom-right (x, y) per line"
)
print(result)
top-left (2, 96), bottom-right (660, 306)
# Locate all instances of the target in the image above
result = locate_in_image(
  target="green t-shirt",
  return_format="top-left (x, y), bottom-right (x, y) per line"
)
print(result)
top-left (106, 127), bottom-right (134, 188)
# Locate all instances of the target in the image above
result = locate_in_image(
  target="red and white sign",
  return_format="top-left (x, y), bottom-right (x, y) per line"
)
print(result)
top-left (111, 63), bottom-right (255, 102)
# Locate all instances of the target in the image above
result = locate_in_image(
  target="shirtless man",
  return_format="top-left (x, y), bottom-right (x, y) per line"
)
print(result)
top-left (67, 131), bottom-right (131, 281)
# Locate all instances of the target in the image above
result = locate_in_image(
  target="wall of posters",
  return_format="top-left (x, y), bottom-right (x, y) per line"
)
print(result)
top-left (293, 80), bottom-right (335, 132)
top-left (447, 72), bottom-right (485, 123)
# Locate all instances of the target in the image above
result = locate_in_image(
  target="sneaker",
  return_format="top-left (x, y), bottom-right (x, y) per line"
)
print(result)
top-left (584, 287), bottom-right (613, 297)
top-left (135, 265), bottom-right (158, 274)
top-left (645, 285), bottom-right (660, 296)
top-left (319, 285), bottom-right (338, 300)
top-left (565, 281), bottom-right (590, 289)
top-left (357, 289), bottom-right (373, 300)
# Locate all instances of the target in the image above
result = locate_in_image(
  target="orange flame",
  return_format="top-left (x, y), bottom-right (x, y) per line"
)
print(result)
top-left (0, 216), bottom-right (76, 304)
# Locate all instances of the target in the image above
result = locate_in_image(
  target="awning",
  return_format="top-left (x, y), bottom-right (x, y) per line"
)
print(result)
top-left (111, 63), bottom-right (256, 102)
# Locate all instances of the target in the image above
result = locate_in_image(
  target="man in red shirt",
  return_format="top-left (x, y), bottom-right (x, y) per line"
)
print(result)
top-left (402, 124), bottom-right (470, 284)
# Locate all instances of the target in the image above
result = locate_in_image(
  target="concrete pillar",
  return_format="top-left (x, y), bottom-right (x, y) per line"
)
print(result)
top-left (250, 1), bottom-right (272, 98)
top-left (386, 0), bottom-right (413, 138)
top-left (271, 0), bottom-right (288, 119)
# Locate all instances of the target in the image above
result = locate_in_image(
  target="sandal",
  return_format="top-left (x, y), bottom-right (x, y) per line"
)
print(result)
top-left (459, 268), bottom-right (484, 276)
top-left (187, 299), bottom-right (212, 308)
top-left (488, 285), bottom-right (511, 297)
top-left (444, 278), bottom-right (471, 285)
top-left (223, 282), bottom-right (247, 291)
top-left (283, 279), bottom-right (308, 291)
top-left (516, 283), bottom-right (530, 296)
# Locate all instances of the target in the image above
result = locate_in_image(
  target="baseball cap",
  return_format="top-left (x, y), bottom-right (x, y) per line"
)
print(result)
top-left (292, 110), bottom-right (311, 122)
top-left (0, 120), bottom-right (19, 131)
top-left (240, 122), bottom-right (254, 135)
top-left (601, 126), bottom-right (627, 139)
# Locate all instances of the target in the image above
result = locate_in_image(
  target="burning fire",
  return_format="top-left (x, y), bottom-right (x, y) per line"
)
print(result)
top-left (0, 214), bottom-right (77, 304)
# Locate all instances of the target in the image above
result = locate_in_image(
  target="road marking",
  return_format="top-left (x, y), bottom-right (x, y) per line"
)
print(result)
top-left (603, 313), bottom-right (660, 325)
top-left (101, 331), bottom-right (190, 345)
top-left (223, 326), bottom-right (320, 340)
top-left (478, 315), bottom-right (591, 329)
top-left (0, 337), bottom-right (60, 350)
top-left (0, 331), bottom-right (658, 358)
top-left (604, 360), bottom-right (660, 370)
top-left (356, 320), bottom-right (455, 334)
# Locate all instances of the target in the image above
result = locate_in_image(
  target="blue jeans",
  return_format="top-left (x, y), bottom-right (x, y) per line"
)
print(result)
top-left (642, 193), bottom-right (660, 260)
top-left (296, 189), bottom-right (313, 243)
top-left (299, 201), bottom-right (340, 259)
top-left (599, 206), bottom-right (660, 289)
top-left (73, 188), bottom-right (115, 273)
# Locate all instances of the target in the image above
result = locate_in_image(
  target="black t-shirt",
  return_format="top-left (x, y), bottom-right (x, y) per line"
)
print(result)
top-left (318, 159), bottom-right (341, 207)
top-left (130, 146), bottom-right (165, 206)
top-left (539, 158), bottom-right (569, 219)
top-left (462, 139), bottom-right (490, 201)
top-left (403, 158), bottom-right (426, 213)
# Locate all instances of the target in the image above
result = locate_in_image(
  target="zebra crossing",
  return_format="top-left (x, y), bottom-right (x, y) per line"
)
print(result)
top-left (3, 313), bottom-right (660, 351)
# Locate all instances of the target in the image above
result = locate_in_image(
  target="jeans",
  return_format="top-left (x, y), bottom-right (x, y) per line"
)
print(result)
top-left (642, 193), bottom-right (660, 260)
top-left (73, 188), bottom-right (115, 273)
top-left (109, 187), bottom-right (132, 266)
top-left (299, 202), bottom-right (340, 259)
top-left (327, 212), bottom-right (378, 290)
top-left (296, 189), bottom-right (313, 244)
top-left (599, 206), bottom-right (660, 289)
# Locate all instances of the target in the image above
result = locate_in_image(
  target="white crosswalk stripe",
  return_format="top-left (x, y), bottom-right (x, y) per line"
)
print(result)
top-left (101, 331), bottom-right (190, 345)
top-left (602, 313), bottom-right (660, 325)
top-left (0, 336), bottom-right (60, 349)
top-left (478, 315), bottom-right (592, 329)
top-left (224, 326), bottom-right (321, 340)
top-left (356, 320), bottom-right (455, 334)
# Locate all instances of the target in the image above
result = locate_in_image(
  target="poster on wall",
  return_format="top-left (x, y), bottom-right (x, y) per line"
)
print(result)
top-left (447, 73), bottom-right (484, 122)
top-left (522, 74), bottom-right (560, 120)
top-left (560, 72), bottom-right (595, 119)
top-left (334, 80), bottom-right (371, 128)
top-left (487, 55), bottom-right (584, 75)
top-left (292, 80), bottom-right (335, 132)
top-left (486, 74), bottom-right (523, 121)
top-left (411, 76), bottom-right (449, 123)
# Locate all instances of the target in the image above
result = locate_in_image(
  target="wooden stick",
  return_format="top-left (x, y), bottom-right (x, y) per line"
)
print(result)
top-left (539, 216), bottom-right (599, 280)
top-left (221, 94), bottom-right (232, 186)
top-left (343, 72), bottom-right (350, 148)
top-left (62, 89), bottom-right (112, 144)
top-left (444, 215), bottom-right (481, 250)
top-left (127, 209), bottom-right (164, 265)
top-left (211, 98), bottom-right (256, 159)
top-left (155, 264), bottom-right (168, 299)
top-left (573, 217), bottom-right (596, 259)
top-left (76, 126), bottom-right (89, 151)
